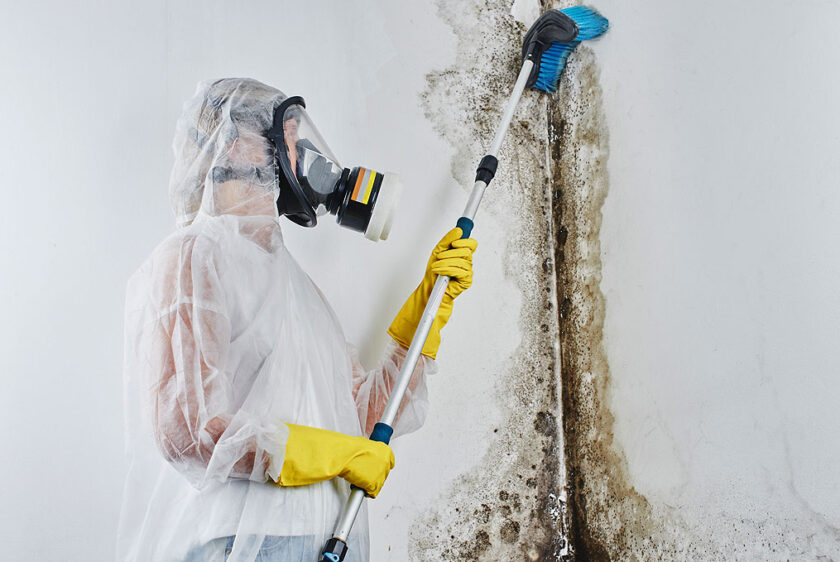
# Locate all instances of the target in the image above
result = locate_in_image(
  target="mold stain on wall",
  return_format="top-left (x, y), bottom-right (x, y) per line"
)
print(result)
top-left (412, 0), bottom-right (570, 559)
top-left (411, 0), bottom-right (671, 559)
top-left (547, 42), bottom-right (665, 560)
top-left (412, 2), bottom-right (840, 560)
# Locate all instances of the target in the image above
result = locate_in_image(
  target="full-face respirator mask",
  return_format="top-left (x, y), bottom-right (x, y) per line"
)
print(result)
top-left (266, 96), bottom-right (402, 241)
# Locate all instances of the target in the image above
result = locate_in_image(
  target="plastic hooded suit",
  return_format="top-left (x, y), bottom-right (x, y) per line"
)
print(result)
top-left (118, 78), bottom-right (433, 562)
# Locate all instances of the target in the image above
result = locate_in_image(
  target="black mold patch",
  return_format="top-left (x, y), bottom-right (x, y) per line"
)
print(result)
top-left (500, 519), bottom-right (522, 543)
top-left (534, 410), bottom-right (558, 436)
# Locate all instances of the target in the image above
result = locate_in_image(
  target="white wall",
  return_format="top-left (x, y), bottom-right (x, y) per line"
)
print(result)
top-left (0, 2), bottom-right (169, 559)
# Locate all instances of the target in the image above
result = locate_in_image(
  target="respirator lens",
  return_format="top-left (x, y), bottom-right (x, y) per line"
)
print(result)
top-left (279, 104), bottom-right (343, 205)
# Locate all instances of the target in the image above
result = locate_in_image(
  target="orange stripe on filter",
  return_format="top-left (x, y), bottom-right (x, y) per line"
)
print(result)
top-left (351, 168), bottom-right (367, 201)
top-left (361, 171), bottom-right (377, 204)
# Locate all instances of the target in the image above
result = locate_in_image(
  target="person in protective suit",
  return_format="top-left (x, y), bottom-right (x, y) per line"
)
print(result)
top-left (118, 78), bottom-right (477, 562)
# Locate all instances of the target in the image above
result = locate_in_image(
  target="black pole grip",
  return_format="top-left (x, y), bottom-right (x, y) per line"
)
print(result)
top-left (320, 537), bottom-right (348, 562)
top-left (475, 155), bottom-right (498, 184)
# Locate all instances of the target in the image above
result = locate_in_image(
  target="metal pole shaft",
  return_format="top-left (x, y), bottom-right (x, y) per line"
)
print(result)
top-left (328, 57), bottom-right (535, 551)
top-left (332, 489), bottom-right (365, 541)
top-left (488, 60), bottom-right (533, 158)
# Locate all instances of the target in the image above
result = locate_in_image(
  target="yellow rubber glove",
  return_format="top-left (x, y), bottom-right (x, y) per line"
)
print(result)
top-left (275, 423), bottom-right (395, 498)
top-left (388, 227), bottom-right (477, 359)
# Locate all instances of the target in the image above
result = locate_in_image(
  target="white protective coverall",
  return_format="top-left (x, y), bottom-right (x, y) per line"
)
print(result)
top-left (118, 78), bottom-right (433, 562)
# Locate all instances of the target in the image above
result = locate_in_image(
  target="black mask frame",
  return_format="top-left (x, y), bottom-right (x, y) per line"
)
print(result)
top-left (266, 95), bottom-right (321, 228)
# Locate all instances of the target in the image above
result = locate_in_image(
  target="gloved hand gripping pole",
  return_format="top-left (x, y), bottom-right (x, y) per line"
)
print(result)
top-left (319, 60), bottom-right (535, 562)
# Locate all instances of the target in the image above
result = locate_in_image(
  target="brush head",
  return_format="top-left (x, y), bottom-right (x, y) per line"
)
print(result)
top-left (523, 6), bottom-right (609, 93)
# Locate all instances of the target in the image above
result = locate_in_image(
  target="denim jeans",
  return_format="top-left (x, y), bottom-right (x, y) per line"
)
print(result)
top-left (185, 535), bottom-right (313, 561)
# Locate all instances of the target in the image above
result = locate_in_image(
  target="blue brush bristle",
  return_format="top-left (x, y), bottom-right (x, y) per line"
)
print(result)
top-left (562, 5), bottom-right (609, 41)
top-left (534, 42), bottom-right (575, 93)
top-left (532, 6), bottom-right (609, 93)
